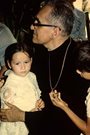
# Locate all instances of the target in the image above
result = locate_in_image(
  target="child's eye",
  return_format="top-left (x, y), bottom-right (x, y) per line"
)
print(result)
top-left (15, 63), bottom-right (20, 65)
top-left (25, 61), bottom-right (29, 63)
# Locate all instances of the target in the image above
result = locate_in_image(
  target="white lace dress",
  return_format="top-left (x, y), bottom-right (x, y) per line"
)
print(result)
top-left (0, 71), bottom-right (41, 135)
top-left (80, 87), bottom-right (90, 135)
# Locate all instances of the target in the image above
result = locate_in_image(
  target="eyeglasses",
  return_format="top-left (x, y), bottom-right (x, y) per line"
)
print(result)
top-left (32, 17), bottom-right (58, 28)
top-left (33, 23), bottom-right (58, 27)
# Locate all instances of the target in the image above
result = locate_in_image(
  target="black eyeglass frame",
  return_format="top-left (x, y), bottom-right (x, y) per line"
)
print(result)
top-left (32, 16), bottom-right (59, 28)
top-left (33, 23), bottom-right (58, 28)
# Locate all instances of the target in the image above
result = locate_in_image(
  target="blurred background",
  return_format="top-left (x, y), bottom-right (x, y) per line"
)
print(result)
top-left (0, 0), bottom-right (44, 41)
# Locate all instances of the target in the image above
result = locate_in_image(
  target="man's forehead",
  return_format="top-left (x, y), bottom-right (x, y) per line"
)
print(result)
top-left (37, 5), bottom-right (52, 20)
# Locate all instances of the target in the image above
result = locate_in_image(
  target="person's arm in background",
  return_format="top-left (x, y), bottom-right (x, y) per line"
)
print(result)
top-left (0, 65), bottom-right (7, 78)
top-left (49, 90), bottom-right (87, 134)
top-left (0, 45), bottom-right (8, 78)
top-left (0, 22), bottom-right (17, 78)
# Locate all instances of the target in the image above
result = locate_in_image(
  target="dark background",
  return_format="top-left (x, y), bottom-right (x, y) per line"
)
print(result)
top-left (0, 0), bottom-right (44, 40)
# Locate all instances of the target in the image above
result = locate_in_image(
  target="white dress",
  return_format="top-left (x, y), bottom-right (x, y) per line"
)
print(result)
top-left (0, 71), bottom-right (41, 135)
top-left (80, 87), bottom-right (90, 135)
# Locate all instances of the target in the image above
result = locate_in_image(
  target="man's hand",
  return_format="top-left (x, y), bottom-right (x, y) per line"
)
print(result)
top-left (0, 102), bottom-right (25, 122)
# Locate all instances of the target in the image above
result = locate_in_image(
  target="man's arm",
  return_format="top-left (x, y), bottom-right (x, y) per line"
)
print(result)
top-left (87, 117), bottom-right (90, 135)
top-left (0, 99), bottom-right (45, 122)
top-left (0, 102), bottom-right (25, 122)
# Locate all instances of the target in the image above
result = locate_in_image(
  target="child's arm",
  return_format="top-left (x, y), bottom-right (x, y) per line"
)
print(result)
top-left (49, 90), bottom-right (87, 134)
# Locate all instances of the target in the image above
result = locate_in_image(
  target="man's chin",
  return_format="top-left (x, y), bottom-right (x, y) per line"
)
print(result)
top-left (32, 39), bottom-right (39, 44)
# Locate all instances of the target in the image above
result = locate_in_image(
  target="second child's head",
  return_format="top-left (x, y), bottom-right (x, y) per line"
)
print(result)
top-left (5, 42), bottom-right (33, 77)
top-left (76, 41), bottom-right (90, 80)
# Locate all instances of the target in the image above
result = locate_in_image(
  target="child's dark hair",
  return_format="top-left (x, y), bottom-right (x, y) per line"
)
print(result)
top-left (76, 40), bottom-right (90, 72)
top-left (5, 42), bottom-right (33, 69)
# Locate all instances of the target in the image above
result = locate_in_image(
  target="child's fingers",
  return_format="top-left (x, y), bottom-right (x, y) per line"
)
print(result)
top-left (0, 79), bottom-right (4, 87)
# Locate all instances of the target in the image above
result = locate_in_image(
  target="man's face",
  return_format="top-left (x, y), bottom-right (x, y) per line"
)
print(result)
top-left (30, 5), bottom-right (57, 49)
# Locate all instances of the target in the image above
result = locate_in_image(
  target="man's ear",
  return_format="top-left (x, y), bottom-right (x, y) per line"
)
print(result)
top-left (53, 27), bottom-right (61, 38)
top-left (76, 69), bottom-right (81, 75)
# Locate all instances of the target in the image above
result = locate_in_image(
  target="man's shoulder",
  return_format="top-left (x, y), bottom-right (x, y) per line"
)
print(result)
top-left (68, 39), bottom-right (79, 55)
top-left (70, 38), bottom-right (78, 47)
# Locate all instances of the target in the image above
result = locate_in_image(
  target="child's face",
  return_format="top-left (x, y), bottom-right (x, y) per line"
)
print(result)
top-left (76, 69), bottom-right (90, 80)
top-left (8, 52), bottom-right (32, 77)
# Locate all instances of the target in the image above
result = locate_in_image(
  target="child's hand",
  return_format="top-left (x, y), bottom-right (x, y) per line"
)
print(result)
top-left (49, 90), bottom-right (68, 110)
top-left (31, 99), bottom-right (45, 112)
top-left (36, 98), bottom-right (45, 111)
top-left (0, 78), bottom-right (4, 88)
